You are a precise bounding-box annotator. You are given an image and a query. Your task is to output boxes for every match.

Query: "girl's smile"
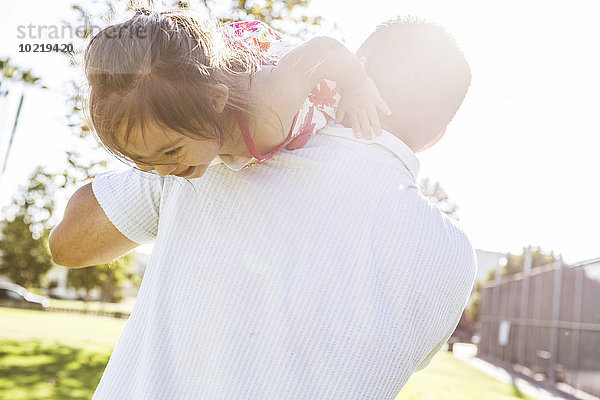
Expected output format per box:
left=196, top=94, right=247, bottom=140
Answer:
left=114, top=117, right=222, bottom=179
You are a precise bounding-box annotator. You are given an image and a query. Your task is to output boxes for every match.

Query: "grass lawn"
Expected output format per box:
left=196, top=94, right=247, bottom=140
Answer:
left=0, top=307, right=126, bottom=400
left=1, top=307, right=534, bottom=400
left=396, top=351, right=535, bottom=400
left=0, top=307, right=126, bottom=354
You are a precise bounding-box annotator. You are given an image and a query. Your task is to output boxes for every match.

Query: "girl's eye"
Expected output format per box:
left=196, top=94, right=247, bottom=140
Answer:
left=165, top=148, right=181, bottom=157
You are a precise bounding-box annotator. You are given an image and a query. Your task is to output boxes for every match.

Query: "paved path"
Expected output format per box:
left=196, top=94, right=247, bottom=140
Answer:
left=452, top=343, right=599, bottom=400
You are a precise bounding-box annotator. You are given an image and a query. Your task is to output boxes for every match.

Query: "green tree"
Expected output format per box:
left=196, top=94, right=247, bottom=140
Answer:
left=0, top=167, right=58, bottom=287
left=0, top=214, right=52, bottom=287
left=220, top=0, right=321, bottom=37
left=465, top=281, right=482, bottom=325
left=0, top=57, right=46, bottom=97
left=478, top=246, right=557, bottom=283
left=0, top=157, right=110, bottom=289
left=67, top=254, right=135, bottom=302
left=502, top=246, right=556, bottom=277
left=129, top=0, right=322, bottom=35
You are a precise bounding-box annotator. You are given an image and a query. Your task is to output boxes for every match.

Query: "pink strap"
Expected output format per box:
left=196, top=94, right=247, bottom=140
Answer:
left=286, top=106, right=315, bottom=150
left=236, top=110, right=299, bottom=162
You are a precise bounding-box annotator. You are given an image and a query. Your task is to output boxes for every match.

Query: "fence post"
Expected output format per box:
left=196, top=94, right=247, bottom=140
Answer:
left=517, top=247, right=532, bottom=367
left=532, top=271, right=543, bottom=372
left=493, top=267, right=503, bottom=359
left=510, top=280, right=519, bottom=364
left=548, top=259, right=563, bottom=383
left=569, top=265, right=584, bottom=388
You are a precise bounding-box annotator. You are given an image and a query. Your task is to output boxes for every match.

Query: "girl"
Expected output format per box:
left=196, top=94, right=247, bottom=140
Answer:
left=84, top=8, right=391, bottom=179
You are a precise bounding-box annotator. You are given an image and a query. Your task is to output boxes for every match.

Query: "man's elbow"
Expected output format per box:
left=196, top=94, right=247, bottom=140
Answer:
left=48, top=224, right=87, bottom=269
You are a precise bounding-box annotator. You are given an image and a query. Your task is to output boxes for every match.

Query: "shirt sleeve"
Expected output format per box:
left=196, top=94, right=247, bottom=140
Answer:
left=91, top=168, right=165, bottom=245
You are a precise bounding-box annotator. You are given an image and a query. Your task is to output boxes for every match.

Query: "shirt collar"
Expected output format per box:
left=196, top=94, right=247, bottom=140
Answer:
left=318, top=123, right=420, bottom=182
left=210, top=124, right=421, bottom=182
left=209, top=154, right=249, bottom=171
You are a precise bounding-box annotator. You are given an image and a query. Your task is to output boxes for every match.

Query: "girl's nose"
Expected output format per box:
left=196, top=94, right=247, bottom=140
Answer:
left=154, top=164, right=177, bottom=176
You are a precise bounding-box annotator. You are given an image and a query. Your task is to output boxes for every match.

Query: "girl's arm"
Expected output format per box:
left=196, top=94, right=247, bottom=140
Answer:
left=271, top=36, right=391, bottom=139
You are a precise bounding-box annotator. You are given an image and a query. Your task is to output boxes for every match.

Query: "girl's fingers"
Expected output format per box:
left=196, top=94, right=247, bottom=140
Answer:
left=349, top=113, right=362, bottom=139
left=367, top=103, right=382, bottom=136
left=365, top=76, right=391, bottom=116
left=370, top=84, right=392, bottom=116
left=377, top=95, right=392, bottom=116
left=335, top=106, right=345, bottom=124
left=359, top=109, right=371, bottom=140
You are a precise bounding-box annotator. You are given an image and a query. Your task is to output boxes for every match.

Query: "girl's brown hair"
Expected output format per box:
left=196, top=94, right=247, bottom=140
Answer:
left=83, top=7, right=262, bottom=166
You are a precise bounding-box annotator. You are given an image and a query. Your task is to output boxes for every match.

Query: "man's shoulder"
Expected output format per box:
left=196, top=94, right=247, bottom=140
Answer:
left=384, top=188, right=477, bottom=281
left=316, top=124, right=420, bottom=179
left=423, top=201, right=477, bottom=282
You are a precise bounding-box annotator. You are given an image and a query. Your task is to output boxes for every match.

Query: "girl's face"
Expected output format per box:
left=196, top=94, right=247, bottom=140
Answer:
left=116, top=119, right=220, bottom=179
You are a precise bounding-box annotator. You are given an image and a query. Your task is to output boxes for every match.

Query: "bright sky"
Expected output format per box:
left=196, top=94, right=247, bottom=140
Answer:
left=1, top=0, right=599, bottom=264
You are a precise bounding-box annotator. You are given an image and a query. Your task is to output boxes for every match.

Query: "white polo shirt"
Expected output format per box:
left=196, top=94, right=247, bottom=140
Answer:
left=90, top=128, right=476, bottom=399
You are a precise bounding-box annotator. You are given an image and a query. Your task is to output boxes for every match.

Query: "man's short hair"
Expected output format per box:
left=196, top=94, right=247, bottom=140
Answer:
left=357, top=17, right=471, bottom=145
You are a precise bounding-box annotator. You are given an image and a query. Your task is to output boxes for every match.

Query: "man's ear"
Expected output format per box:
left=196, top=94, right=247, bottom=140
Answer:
left=416, top=128, right=446, bottom=153
left=211, top=84, right=229, bottom=114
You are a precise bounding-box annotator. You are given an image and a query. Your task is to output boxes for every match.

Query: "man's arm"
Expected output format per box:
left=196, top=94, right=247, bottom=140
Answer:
left=49, top=183, right=139, bottom=268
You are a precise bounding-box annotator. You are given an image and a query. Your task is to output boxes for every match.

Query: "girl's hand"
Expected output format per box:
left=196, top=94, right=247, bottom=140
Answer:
left=335, top=76, right=392, bottom=140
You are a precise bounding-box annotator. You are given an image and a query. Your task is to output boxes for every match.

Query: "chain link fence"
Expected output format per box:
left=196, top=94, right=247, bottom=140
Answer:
left=478, top=258, right=600, bottom=397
